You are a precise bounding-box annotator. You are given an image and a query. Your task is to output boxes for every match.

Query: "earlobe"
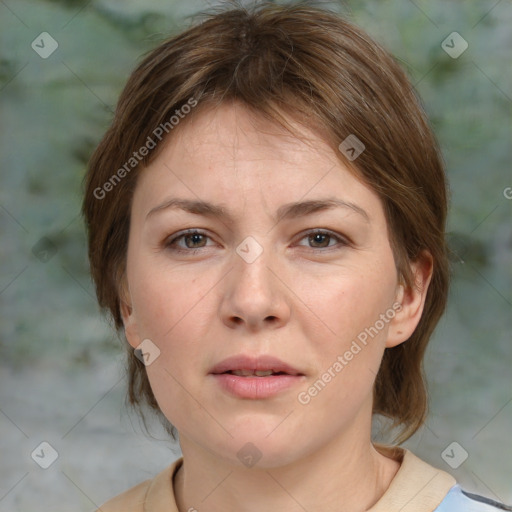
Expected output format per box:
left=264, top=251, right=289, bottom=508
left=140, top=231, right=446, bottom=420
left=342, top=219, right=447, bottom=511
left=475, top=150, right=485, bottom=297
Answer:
left=386, top=251, right=433, bottom=348
left=119, top=284, right=141, bottom=350
left=119, top=296, right=132, bottom=323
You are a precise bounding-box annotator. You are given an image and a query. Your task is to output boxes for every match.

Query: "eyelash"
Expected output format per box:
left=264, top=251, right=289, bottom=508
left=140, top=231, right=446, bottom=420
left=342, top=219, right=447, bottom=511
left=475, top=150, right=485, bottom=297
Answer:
left=164, top=229, right=349, bottom=254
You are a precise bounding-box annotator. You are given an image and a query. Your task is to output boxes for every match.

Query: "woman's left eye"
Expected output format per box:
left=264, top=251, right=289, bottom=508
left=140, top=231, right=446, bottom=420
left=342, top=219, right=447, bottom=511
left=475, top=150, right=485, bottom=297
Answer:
left=296, top=230, right=348, bottom=249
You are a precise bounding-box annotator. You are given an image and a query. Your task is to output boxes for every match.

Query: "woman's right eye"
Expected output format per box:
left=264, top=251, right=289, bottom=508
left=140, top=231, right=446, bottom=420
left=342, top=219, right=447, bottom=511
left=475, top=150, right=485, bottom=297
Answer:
left=164, top=229, right=214, bottom=253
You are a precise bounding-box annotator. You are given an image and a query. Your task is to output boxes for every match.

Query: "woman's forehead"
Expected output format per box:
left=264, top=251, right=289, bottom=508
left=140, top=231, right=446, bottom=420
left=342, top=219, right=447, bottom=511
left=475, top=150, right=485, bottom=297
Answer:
left=129, top=108, right=384, bottom=233
left=158, top=101, right=337, bottom=164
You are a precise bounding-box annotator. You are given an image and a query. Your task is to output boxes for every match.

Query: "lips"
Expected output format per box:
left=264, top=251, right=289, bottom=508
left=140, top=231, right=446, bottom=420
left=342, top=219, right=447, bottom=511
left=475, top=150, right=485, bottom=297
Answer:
left=226, top=369, right=284, bottom=377
left=210, top=354, right=304, bottom=377
left=210, top=355, right=305, bottom=399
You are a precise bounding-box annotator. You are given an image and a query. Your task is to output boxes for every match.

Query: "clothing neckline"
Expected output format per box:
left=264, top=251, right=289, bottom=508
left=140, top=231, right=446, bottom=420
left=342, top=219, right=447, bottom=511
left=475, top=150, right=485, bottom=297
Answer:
left=143, top=445, right=456, bottom=512
left=368, top=444, right=456, bottom=511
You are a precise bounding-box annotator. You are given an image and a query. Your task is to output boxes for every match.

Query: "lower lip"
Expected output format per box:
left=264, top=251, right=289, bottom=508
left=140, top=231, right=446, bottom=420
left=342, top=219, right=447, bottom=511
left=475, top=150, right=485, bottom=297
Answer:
left=211, top=373, right=304, bottom=399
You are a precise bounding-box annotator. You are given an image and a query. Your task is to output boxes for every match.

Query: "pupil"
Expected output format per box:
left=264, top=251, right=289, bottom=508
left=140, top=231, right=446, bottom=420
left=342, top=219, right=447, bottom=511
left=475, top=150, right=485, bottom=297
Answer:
left=187, top=234, right=204, bottom=248
left=311, top=233, right=329, bottom=247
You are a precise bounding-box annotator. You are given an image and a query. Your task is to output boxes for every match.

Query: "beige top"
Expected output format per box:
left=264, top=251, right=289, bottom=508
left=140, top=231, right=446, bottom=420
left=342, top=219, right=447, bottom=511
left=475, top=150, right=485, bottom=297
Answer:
left=97, top=445, right=456, bottom=512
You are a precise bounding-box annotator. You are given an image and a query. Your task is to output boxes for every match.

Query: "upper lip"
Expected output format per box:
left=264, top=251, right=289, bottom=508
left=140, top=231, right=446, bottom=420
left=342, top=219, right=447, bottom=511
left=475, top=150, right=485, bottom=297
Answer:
left=210, top=355, right=304, bottom=376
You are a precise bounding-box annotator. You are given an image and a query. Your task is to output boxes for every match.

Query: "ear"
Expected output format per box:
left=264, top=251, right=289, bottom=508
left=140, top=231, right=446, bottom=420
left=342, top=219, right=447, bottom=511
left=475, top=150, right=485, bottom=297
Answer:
left=386, top=250, right=434, bottom=348
left=119, top=277, right=142, bottom=350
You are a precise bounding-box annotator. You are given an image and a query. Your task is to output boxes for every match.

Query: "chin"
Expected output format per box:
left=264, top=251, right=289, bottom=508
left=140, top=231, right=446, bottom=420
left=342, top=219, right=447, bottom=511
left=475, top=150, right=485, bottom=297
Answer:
left=205, top=418, right=306, bottom=470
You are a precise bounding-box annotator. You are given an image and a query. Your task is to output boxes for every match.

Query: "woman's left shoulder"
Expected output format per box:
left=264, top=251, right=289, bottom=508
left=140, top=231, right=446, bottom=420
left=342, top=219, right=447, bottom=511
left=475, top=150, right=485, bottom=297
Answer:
left=435, top=484, right=512, bottom=511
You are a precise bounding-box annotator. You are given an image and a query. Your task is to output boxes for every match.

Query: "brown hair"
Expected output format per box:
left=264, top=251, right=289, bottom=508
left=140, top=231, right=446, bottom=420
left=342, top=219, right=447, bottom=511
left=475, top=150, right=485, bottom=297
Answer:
left=83, top=1, right=449, bottom=444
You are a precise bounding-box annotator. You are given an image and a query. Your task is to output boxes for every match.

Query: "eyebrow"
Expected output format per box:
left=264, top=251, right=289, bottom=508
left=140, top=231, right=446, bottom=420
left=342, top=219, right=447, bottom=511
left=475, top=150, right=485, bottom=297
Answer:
left=146, top=197, right=370, bottom=224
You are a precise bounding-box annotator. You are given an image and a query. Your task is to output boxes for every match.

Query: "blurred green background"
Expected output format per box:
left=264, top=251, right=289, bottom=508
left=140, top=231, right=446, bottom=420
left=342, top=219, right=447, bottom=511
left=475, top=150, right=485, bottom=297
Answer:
left=0, top=0, right=510, bottom=510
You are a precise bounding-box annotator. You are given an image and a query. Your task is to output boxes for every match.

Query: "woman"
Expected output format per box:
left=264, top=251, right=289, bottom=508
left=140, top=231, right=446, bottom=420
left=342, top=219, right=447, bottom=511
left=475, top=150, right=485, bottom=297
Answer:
left=83, top=3, right=510, bottom=511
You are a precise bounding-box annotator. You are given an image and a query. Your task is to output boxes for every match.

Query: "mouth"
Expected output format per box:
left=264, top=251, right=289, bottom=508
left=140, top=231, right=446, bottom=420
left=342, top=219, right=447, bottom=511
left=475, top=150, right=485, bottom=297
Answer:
left=209, top=354, right=304, bottom=377
left=209, top=355, right=305, bottom=399
left=221, top=369, right=295, bottom=377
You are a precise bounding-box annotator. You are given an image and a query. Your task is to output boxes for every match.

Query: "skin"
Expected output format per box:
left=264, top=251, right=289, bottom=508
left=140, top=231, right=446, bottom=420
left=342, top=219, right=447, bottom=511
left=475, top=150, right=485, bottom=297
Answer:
left=120, top=102, right=433, bottom=512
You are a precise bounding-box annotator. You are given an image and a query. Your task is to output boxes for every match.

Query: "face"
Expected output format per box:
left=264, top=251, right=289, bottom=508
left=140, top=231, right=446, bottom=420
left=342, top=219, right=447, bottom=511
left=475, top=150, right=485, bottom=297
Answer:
left=121, top=102, right=426, bottom=468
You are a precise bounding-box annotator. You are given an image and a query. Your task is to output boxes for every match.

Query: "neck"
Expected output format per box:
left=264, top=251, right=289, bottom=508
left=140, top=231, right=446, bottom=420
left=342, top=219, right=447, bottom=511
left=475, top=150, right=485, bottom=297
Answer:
left=174, top=421, right=400, bottom=512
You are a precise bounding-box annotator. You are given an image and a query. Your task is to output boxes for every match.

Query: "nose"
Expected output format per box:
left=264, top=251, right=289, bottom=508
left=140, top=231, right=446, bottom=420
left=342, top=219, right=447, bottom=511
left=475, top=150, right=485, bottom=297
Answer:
left=220, top=244, right=291, bottom=332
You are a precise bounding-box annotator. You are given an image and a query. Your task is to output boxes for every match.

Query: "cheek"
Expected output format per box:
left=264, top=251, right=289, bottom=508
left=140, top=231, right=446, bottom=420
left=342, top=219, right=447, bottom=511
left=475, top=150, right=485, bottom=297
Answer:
left=126, top=258, right=217, bottom=409
left=303, top=262, right=396, bottom=349
left=129, top=256, right=216, bottom=340
left=300, top=257, right=397, bottom=396
left=131, top=263, right=217, bottom=430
